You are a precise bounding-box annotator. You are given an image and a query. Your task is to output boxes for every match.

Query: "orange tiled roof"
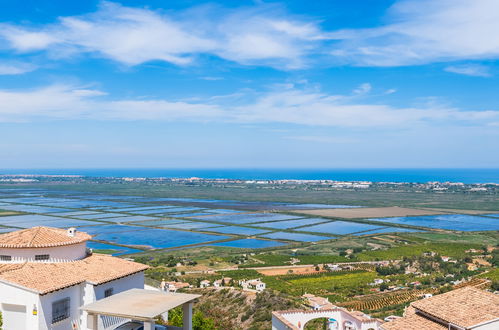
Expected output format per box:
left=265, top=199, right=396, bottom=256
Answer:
left=0, top=226, right=91, bottom=248
left=411, top=287, right=499, bottom=328
left=381, top=313, right=446, bottom=330
left=0, top=254, right=149, bottom=294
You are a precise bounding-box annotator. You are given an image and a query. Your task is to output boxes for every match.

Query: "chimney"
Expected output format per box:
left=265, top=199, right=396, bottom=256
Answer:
left=67, top=227, right=77, bottom=237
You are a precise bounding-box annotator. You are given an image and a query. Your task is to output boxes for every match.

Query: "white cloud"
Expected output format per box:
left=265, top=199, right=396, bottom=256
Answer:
left=328, top=0, right=499, bottom=66
left=0, top=62, right=37, bottom=75
left=444, top=64, right=492, bottom=77
left=1, top=83, right=498, bottom=129
left=0, top=2, right=325, bottom=69
left=353, top=83, right=372, bottom=95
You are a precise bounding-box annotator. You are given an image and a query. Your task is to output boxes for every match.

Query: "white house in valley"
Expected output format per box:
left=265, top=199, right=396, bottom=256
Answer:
left=0, top=226, right=149, bottom=330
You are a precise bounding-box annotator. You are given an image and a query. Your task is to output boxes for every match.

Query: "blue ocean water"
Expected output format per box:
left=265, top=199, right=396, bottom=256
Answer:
left=1, top=168, right=499, bottom=183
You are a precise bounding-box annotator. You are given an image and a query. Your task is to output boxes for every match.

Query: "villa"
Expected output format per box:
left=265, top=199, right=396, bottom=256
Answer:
left=381, top=287, right=499, bottom=330
left=0, top=226, right=199, bottom=330
left=240, top=278, right=266, bottom=292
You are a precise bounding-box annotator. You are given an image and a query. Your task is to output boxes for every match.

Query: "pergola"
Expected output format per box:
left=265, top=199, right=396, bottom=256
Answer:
left=81, top=289, right=201, bottom=330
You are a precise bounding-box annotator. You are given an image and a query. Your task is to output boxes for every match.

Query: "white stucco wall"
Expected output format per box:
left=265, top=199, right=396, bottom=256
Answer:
left=38, top=284, right=84, bottom=330
left=0, top=282, right=40, bottom=330
left=0, top=243, right=87, bottom=263
left=272, top=309, right=380, bottom=330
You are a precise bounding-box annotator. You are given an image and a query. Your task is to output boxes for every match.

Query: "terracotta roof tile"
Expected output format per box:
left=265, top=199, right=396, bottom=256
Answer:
left=411, top=287, right=499, bottom=328
left=381, top=313, right=446, bottom=330
left=0, top=226, right=91, bottom=248
left=0, top=254, right=149, bottom=294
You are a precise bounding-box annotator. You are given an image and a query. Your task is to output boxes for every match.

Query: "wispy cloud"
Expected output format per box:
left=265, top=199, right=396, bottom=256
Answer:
left=444, top=64, right=492, bottom=77
left=1, top=83, right=498, bottom=128
left=353, top=83, right=372, bottom=95
left=0, top=62, right=37, bottom=75
left=0, top=1, right=325, bottom=69
left=328, top=0, right=499, bottom=66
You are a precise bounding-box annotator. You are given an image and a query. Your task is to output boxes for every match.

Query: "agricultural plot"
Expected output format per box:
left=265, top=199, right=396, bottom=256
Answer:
left=91, top=227, right=229, bottom=249
left=205, top=209, right=244, bottom=214
left=293, top=207, right=445, bottom=219
left=128, top=219, right=188, bottom=226
left=194, top=213, right=303, bottom=225
left=171, top=212, right=215, bottom=217
left=201, top=226, right=270, bottom=236
left=286, top=271, right=377, bottom=296
left=258, top=232, right=333, bottom=242
left=78, top=224, right=146, bottom=234
left=158, top=221, right=219, bottom=230
left=0, top=214, right=100, bottom=228
left=255, top=218, right=327, bottom=229
left=211, top=239, right=286, bottom=249
left=86, top=241, right=143, bottom=255
left=103, top=215, right=158, bottom=223
left=284, top=204, right=361, bottom=209
left=0, top=205, right=71, bottom=213
left=337, top=289, right=436, bottom=311
left=302, top=221, right=384, bottom=235
left=353, top=227, right=421, bottom=235
left=73, top=212, right=128, bottom=219
left=54, top=211, right=103, bottom=217
left=367, top=214, right=499, bottom=231
left=156, top=206, right=207, bottom=213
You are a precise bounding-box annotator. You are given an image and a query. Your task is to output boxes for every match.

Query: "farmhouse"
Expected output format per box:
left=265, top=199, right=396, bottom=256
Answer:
left=213, top=277, right=232, bottom=288
left=240, top=278, right=266, bottom=291
left=381, top=287, right=499, bottom=330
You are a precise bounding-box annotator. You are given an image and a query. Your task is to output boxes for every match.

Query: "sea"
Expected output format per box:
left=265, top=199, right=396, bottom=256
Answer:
left=1, top=168, right=499, bottom=184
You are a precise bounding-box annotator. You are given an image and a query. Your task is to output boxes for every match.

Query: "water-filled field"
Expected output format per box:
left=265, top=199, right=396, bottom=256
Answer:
left=91, top=228, right=228, bottom=249
left=0, top=214, right=99, bottom=228
left=158, top=221, right=219, bottom=230
left=352, top=227, right=421, bottom=235
left=2, top=187, right=496, bottom=254
left=86, top=241, right=143, bottom=255
left=0, top=205, right=70, bottom=213
left=210, top=239, right=286, bottom=248
left=194, top=213, right=303, bottom=224
left=259, top=232, right=333, bottom=242
left=367, top=214, right=499, bottom=231
left=255, top=218, right=327, bottom=229
left=74, top=213, right=128, bottom=219
left=100, top=216, right=158, bottom=223
left=201, top=226, right=270, bottom=236
left=302, top=221, right=384, bottom=235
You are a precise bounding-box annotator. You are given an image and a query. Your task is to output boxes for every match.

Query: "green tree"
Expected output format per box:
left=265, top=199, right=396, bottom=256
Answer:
left=168, top=308, right=216, bottom=330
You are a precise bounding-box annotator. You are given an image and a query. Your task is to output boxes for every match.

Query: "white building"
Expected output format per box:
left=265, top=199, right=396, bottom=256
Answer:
left=0, top=226, right=149, bottom=330
left=240, top=279, right=266, bottom=292
left=272, top=308, right=381, bottom=330
left=213, top=277, right=232, bottom=288
left=199, top=280, right=210, bottom=288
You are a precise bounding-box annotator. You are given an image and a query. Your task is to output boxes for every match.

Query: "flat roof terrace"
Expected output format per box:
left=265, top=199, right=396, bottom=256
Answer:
left=81, top=289, right=201, bottom=330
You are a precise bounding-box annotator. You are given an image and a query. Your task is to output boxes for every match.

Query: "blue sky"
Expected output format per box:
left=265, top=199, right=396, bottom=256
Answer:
left=1, top=0, right=498, bottom=168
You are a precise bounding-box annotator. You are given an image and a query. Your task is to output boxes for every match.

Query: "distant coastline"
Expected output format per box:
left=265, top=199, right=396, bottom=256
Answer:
left=1, top=168, right=499, bottom=184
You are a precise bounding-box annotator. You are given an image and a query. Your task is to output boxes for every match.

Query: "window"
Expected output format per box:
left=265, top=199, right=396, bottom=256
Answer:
left=104, top=288, right=114, bottom=297
left=0, top=255, right=12, bottom=261
left=52, top=298, right=70, bottom=323
left=35, top=254, right=50, bottom=261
